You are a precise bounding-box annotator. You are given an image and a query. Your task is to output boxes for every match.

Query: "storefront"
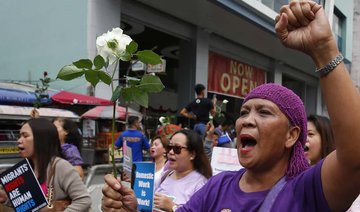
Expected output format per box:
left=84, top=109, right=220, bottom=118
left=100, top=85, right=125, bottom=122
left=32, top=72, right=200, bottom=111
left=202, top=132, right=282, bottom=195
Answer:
left=88, top=0, right=321, bottom=126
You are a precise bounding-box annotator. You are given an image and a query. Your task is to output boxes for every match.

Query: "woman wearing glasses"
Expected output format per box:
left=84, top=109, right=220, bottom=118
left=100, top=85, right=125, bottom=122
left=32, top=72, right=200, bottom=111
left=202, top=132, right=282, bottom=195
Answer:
left=153, top=129, right=212, bottom=212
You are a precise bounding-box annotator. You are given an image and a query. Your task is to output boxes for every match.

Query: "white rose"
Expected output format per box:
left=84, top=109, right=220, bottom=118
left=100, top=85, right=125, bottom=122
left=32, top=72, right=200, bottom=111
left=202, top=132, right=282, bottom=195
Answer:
left=96, top=27, right=132, bottom=65
left=223, top=99, right=229, bottom=104
left=209, top=115, right=213, bottom=120
left=159, top=116, right=166, bottom=124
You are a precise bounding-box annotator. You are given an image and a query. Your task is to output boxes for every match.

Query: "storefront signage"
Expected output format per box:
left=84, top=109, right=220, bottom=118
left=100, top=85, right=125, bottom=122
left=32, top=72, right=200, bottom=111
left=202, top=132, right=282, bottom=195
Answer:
left=208, top=52, right=265, bottom=98
left=82, top=119, right=96, bottom=138
left=147, top=59, right=166, bottom=73
left=132, top=59, right=166, bottom=73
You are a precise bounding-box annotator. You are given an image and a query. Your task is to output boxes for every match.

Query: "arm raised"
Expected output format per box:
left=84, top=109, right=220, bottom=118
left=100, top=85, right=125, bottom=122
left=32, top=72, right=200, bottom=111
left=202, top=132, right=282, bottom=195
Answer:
left=275, top=1, right=360, bottom=211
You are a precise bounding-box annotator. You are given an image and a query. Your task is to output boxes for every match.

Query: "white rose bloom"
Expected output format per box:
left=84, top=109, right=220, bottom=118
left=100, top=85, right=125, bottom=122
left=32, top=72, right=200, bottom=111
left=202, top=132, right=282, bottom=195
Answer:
left=118, top=34, right=132, bottom=54
left=223, top=99, right=229, bottom=104
left=209, top=115, right=213, bottom=120
left=96, top=28, right=132, bottom=65
left=159, top=116, right=166, bottom=124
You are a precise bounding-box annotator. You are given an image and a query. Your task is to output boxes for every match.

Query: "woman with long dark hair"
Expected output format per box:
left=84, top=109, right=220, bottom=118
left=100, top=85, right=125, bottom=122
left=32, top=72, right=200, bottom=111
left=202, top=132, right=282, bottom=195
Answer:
left=0, top=118, right=91, bottom=211
left=305, top=115, right=335, bottom=165
left=53, top=117, right=84, bottom=179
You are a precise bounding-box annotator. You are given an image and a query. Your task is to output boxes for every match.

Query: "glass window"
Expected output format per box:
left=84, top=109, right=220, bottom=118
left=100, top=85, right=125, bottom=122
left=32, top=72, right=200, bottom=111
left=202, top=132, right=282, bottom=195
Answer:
left=332, top=7, right=345, bottom=53
left=256, top=0, right=324, bottom=13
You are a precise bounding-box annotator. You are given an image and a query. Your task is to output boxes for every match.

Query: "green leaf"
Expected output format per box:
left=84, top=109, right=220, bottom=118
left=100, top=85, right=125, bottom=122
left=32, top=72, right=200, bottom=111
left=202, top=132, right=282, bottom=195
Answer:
left=85, top=70, right=100, bottom=87
left=120, top=86, right=149, bottom=107
left=131, top=87, right=149, bottom=107
left=120, top=87, right=134, bottom=103
left=126, top=41, right=138, bottom=54
left=98, top=71, right=112, bottom=85
left=73, top=59, right=93, bottom=69
left=94, top=55, right=106, bottom=69
left=57, top=65, right=84, bottom=81
left=43, top=77, right=51, bottom=84
left=138, top=75, right=164, bottom=93
left=120, top=51, right=132, bottom=62
left=128, top=79, right=140, bottom=86
left=111, top=86, right=122, bottom=102
left=137, top=50, right=161, bottom=65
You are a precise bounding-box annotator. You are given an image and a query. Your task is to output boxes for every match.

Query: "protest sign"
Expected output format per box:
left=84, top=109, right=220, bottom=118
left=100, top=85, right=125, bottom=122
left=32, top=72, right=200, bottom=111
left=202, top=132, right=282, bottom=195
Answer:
left=0, top=159, right=48, bottom=212
left=133, top=162, right=155, bottom=212
left=122, top=141, right=133, bottom=181
left=211, top=146, right=243, bottom=175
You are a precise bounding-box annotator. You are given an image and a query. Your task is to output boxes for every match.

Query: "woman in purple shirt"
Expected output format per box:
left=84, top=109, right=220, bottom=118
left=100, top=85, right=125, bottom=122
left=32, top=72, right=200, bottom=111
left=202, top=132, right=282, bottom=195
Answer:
left=101, top=1, right=360, bottom=211
left=53, top=117, right=84, bottom=179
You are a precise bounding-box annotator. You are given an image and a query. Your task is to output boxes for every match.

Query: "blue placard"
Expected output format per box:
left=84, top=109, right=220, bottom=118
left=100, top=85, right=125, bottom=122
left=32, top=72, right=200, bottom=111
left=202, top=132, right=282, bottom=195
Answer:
left=0, top=159, right=48, bottom=212
left=217, top=133, right=232, bottom=145
left=133, top=162, right=155, bottom=212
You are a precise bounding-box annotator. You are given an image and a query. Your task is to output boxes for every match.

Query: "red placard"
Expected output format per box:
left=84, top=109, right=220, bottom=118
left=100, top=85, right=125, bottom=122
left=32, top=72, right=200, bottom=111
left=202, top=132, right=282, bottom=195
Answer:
left=208, top=52, right=266, bottom=98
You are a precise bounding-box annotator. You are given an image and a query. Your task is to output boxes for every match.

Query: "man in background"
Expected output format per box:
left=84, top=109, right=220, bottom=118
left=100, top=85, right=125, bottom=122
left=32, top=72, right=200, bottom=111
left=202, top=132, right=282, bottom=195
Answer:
left=114, top=116, right=150, bottom=162
left=180, top=84, right=216, bottom=138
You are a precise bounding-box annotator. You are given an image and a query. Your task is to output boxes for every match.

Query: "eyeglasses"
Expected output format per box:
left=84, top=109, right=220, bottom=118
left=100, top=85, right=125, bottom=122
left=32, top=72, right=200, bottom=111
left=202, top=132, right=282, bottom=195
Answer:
left=166, top=144, right=188, bottom=154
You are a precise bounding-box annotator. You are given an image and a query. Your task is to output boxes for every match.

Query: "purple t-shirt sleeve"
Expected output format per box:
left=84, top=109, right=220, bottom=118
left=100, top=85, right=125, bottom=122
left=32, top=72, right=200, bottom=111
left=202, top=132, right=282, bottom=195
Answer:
left=274, top=159, right=330, bottom=212
left=62, top=144, right=84, bottom=166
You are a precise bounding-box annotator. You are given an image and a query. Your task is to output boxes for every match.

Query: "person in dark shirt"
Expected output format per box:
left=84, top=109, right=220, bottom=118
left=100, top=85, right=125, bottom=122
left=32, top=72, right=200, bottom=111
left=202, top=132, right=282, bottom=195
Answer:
left=180, top=84, right=216, bottom=138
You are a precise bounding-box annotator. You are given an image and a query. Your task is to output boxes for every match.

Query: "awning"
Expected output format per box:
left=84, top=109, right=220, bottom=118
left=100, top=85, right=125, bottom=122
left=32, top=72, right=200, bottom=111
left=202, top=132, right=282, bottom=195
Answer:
left=0, top=88, right=52, bottom=105
left=0, top=105, right=80, bottom=121
left=81, top=105, right=142, bottom=120
left=51, top=91, right=113, bottom=106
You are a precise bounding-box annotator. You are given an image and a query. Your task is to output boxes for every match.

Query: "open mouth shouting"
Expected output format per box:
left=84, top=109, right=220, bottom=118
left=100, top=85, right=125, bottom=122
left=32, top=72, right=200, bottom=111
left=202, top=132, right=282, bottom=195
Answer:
left=17, top=146, right=25, bottom=155
left=303, top=145, right=310, bottom=158
left=239, top=134, right=257, bottom=154
left=167, top=156, right=176, bottom=166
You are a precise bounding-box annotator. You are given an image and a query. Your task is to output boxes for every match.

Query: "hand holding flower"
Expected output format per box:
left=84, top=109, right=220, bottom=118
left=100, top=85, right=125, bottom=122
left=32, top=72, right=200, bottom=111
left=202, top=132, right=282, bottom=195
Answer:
left=56, top=27, right=164, bottom=178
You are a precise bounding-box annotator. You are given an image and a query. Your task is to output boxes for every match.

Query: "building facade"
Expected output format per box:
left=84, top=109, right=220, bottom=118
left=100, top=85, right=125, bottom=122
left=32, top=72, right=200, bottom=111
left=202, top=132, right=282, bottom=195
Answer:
left=92, top=0, right=352, bottom=119
left=0, top=0, right=354, bottom=121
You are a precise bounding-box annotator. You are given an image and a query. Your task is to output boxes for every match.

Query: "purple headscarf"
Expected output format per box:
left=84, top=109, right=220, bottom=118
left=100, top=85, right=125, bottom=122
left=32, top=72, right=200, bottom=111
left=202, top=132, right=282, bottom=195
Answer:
left=243, top=83, right=309, bottom=179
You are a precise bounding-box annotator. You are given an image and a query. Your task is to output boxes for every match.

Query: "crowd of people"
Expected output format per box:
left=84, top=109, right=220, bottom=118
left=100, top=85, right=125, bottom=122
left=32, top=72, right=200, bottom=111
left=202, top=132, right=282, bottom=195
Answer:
left=101, top=1, right=360, bottom=212
left=1, top=1, right=360, bottom=211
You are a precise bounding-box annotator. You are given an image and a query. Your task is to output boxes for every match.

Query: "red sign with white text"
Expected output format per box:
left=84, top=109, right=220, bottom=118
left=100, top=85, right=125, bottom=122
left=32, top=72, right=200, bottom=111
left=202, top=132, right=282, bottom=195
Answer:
left=208, top=52, right=266, bottom=98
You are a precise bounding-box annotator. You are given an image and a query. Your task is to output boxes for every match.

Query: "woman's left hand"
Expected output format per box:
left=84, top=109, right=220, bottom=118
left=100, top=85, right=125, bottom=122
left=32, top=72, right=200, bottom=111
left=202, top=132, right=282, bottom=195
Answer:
left=153, top=192, right=174, bottom=211
left=0, top=189, right=8, bottom=204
